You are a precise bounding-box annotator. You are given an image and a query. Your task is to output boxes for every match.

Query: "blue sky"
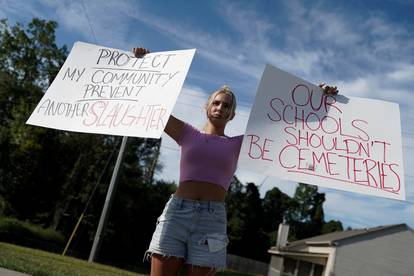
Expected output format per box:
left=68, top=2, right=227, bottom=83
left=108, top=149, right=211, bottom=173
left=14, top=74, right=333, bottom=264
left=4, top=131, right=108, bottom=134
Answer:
left=2, top=0, right=414, bottom=230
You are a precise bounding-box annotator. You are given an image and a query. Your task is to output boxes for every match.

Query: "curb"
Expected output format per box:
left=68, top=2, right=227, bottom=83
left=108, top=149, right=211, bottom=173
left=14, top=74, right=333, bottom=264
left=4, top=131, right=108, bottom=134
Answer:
left=0, top=268, right=31, bottom=276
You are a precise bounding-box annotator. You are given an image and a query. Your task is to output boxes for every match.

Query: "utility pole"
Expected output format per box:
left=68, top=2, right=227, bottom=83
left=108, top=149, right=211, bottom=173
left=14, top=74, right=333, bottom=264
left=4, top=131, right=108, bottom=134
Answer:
left=88, top=136, right=128, bottom=262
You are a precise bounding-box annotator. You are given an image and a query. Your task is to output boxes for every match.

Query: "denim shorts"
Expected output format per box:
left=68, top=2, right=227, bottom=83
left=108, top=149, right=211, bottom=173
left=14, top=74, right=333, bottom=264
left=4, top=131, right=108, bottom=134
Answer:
left=144, top=194, right=228, bottom=269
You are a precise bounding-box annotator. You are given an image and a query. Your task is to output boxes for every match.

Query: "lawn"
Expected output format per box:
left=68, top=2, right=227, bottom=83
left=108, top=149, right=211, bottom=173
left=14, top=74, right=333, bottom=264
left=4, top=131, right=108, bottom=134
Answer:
left=0, top=242, right=257, bottom=276
left=0, top=242, right=145, bottom=276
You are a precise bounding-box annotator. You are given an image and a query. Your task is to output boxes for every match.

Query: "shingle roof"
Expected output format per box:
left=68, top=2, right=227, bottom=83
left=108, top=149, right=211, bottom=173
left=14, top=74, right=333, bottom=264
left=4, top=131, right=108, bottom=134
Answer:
left=277, top=223, right=410, bottom=251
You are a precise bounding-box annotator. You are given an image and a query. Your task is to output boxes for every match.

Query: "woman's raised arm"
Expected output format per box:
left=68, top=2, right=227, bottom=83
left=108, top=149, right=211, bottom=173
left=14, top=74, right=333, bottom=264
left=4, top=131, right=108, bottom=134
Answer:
left=132, top=47, right=185, bottom=143
left=164, top=115, right=185, bottom=143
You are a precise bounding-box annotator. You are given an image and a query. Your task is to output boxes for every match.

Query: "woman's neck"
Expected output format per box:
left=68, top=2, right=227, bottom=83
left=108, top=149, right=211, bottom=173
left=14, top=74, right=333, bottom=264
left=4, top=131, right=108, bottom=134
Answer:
left=203, top=123, right=225, bottom=136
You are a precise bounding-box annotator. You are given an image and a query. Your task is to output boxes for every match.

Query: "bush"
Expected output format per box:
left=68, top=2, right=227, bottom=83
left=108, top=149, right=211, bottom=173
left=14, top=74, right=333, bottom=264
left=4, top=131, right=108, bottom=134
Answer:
left=0, top=216, right=64, bottom=252
left=0, top=196, right=14, bottom=216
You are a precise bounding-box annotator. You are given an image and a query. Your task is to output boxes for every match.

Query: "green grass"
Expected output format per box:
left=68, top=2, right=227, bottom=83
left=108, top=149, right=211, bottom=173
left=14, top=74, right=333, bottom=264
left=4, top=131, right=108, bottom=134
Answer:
left=0, top=242, right=145, bottom=276
left=0, top=242, right=257, bottom=276
left=217, top=272, right=259, bottom=276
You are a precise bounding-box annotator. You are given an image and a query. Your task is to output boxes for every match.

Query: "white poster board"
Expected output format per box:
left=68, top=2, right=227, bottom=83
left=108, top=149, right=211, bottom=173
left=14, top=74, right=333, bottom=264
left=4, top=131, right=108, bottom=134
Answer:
left=238, top=64, right=405, bottom=200
left=27, top=41, right=195, bottom=138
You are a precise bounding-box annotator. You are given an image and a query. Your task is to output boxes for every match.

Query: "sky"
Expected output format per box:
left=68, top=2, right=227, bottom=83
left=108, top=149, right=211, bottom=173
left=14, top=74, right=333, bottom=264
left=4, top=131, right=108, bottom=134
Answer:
left=1, top=0, right=414, bottom=230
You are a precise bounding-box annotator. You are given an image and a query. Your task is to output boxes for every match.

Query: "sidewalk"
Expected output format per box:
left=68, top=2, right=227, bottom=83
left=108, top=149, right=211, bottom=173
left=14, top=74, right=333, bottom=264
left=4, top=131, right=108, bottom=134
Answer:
left=0, top=268, right=30, bottom=276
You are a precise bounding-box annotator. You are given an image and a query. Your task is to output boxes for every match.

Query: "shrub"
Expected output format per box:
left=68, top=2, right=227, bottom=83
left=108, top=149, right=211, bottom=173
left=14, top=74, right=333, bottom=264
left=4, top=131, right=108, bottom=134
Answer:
left=0, top=216, right=64, bottom=252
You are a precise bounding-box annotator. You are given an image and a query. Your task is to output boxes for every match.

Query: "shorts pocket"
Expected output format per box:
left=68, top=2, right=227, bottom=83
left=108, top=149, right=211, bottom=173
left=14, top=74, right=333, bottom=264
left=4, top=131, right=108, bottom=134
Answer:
left=205, top=233, right=229, bottom=253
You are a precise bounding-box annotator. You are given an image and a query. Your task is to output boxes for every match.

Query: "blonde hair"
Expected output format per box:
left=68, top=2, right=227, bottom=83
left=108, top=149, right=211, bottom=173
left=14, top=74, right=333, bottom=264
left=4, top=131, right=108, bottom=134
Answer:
left=205, top=85, right=237, bottom=121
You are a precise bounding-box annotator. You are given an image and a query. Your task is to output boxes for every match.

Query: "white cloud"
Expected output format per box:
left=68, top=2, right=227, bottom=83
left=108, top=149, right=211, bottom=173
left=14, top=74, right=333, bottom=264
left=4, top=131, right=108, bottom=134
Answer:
left=216, top=2, right=327, bottom=79
left=52, top=1, right=137, bottom=48
left=323, top=190, right=414, bottom=229
left=363, top=16, right=414, bottom=57
left=54, top=2, right=92, bottom=39
left=387, top=64, right=414, bottom=83
left=293, top=3, right=362, bottom=47
left=265, top=49, right=324, bottom=78
left=276, top=0, right=414, bottom=83
left=336, top=74, right=414, bottom=103
left=123, top=10, right=265, bottom=80
left=0, top=1, right=44, bottom=21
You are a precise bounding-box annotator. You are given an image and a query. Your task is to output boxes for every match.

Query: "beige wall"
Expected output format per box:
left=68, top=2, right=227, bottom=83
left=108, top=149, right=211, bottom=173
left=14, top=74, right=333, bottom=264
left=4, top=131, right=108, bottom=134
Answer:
left=334, top=227, right=414, bottom=276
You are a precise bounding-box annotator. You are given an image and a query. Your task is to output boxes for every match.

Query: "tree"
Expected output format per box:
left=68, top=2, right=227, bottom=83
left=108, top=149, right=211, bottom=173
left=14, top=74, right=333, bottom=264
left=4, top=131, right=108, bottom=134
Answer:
left=0, top=19, right=166, bottom=265
left=226, top=179, right=346, bottom=261
left=242, top=183, right=270, bottom=261
left=262, top=187, right=292, bottom=232
left=262, top=187, right=292, bottom=246
left=98, top=178, right=176, bottom=264
left=286, top=183, right=326, bottom=240
left=322, top=220, right=343, bottom=234
left=226, top=180, right=270, bottom=262
left=0, top=18, right=68, bottom=222
left=0, top=18, right=67, bottom=90
left=226, top=176, right=247, bottom=250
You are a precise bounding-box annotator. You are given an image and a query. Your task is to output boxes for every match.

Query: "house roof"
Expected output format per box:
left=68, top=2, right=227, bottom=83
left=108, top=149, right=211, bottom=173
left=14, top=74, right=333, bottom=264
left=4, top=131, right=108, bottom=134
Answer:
left=276, top=223, right=411, bottom=252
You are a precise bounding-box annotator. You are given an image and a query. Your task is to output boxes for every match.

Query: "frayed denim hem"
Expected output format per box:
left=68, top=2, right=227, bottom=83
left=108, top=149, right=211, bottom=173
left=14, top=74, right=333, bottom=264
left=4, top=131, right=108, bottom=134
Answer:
left=143, top=249, right=185, bottom=263
left=184, top=260, right=226, bottom=272
left=143, top=250, right=225, bottom=274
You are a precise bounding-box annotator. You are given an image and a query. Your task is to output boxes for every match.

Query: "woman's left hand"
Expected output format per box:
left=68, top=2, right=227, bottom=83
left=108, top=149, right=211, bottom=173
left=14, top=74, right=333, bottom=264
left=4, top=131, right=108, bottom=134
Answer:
left=133, top=47, right=150, bottom=58
left=319, top=83, right=339, bottom=95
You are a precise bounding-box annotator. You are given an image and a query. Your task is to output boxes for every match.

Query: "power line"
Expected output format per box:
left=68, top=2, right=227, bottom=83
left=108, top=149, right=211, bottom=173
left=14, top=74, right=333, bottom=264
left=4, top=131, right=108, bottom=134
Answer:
left=80, top=0, right=98, bottom=44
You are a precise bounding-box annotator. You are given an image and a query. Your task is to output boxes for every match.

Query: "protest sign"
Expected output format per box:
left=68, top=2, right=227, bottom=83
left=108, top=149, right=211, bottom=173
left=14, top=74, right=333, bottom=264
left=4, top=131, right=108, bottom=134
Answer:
left=27, top=42, right=196, bottom=138
left=238, top=64, right=405, bottom=200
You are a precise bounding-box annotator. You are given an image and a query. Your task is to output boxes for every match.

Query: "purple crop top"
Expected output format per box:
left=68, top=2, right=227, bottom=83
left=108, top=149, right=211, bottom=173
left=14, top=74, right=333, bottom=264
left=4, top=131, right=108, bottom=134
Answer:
left=177, top=123, right=243, bottom=191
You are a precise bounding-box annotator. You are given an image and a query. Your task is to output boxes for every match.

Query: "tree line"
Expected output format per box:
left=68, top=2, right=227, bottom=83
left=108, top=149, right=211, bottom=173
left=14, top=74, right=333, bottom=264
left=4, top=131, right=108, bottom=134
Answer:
left=0, top=18, right=342, bottom=267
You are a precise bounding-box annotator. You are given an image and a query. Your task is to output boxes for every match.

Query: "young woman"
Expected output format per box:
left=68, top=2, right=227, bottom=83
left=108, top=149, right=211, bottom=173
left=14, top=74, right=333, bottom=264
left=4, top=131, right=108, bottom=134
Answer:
left=133, top=47, right=338, bottom=276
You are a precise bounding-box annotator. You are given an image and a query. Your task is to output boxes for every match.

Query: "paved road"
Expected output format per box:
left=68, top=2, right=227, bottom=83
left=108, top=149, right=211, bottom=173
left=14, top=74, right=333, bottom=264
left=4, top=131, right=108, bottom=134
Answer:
left=0, top=268, right=30, bottom=276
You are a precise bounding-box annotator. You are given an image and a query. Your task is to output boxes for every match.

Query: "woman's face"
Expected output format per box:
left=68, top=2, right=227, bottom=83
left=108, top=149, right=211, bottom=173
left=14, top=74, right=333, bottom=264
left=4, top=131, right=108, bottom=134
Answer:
left=207, top=92, right=232, bottom=126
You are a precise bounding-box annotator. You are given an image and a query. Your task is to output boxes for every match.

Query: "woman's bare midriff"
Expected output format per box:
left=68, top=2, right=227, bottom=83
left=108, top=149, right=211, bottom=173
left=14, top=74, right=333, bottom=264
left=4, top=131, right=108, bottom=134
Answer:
left=174, top=181, right=226, bottom=202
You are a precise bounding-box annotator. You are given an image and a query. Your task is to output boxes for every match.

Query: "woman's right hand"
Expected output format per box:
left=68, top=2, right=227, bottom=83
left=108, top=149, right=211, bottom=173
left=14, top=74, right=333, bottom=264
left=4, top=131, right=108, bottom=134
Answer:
left=132, top=47, right=150, bottom=58
left=319, top=83, right=339, bottom=95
